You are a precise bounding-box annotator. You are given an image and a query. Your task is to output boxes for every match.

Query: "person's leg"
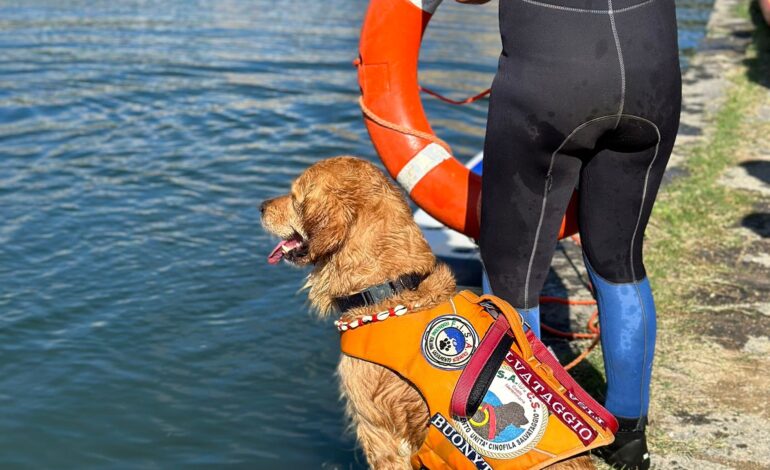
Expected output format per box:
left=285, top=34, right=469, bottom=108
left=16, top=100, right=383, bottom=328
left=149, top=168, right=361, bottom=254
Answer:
left=479, top=70, right=583, bottom=338
left=578, top=115, right=677, bottom=469
left=483, top=269, right=541, bottom=337
left=579, top=122, right=667, bottom=415
left=575, top=0, right=681, bottom=465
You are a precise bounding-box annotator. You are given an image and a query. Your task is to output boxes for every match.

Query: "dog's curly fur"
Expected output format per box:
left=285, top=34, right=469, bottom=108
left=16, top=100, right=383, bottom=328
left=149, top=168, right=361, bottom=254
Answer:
left=261, top=157, right=593, bottom=470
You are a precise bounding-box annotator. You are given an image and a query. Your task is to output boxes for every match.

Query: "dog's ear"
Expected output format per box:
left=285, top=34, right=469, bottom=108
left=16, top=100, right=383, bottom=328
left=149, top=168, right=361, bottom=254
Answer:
left=300, top=188, right=352, bottom=259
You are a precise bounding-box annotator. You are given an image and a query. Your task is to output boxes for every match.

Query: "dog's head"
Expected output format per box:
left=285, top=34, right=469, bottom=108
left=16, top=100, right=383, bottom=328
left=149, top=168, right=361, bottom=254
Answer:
left=261, top=156, right=455, bottom=316
left=260, top=156, right=414, bottom=268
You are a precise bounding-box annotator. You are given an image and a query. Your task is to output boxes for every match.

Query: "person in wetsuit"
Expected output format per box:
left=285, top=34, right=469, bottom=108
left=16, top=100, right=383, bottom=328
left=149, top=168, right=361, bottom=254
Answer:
left=460, top=0, right=682, bottom=468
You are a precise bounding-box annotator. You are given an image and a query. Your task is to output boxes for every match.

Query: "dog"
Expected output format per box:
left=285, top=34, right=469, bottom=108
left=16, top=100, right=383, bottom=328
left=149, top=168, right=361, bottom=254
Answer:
left=261, top=156, right=594, bottom=469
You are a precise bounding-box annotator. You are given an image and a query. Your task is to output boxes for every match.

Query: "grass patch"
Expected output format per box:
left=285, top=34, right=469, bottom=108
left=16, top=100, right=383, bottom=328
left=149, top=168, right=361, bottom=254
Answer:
left=645, top=0, right=768, bottom=316
left=644, top=74, right=760, bottom=314
left=732, top=0, right=752, bottom=21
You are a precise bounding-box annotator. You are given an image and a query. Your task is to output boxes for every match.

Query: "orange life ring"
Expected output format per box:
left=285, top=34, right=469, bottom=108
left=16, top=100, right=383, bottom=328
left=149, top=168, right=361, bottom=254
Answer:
left=356, top=0, right=578, bottom=240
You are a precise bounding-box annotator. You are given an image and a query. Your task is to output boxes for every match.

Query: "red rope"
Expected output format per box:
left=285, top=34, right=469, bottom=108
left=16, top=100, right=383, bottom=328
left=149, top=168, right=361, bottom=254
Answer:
left=419, top=85, right=491, bottom=105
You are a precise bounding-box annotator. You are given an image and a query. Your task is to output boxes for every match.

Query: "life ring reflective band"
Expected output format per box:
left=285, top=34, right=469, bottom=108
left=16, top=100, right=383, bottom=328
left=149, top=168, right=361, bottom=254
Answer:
left=356, top=0, right=578, bottom=240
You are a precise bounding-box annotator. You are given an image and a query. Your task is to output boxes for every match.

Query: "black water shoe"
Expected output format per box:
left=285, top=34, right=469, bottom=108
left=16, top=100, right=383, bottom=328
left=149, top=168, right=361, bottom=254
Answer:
left=594, top=416, right=651, bottom=470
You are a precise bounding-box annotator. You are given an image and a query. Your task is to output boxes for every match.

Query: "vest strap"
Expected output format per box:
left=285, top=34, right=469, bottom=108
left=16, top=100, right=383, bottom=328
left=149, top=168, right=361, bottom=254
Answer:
left=477, top=294, right=532, bottom=359
left=451, top=295, right=534, bottom=418
left=450, top=314, right=513, bottom=417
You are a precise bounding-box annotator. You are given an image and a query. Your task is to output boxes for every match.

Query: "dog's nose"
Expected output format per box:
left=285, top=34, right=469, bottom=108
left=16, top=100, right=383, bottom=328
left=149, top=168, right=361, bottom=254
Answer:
left=259, top=200, right=268, bottom=215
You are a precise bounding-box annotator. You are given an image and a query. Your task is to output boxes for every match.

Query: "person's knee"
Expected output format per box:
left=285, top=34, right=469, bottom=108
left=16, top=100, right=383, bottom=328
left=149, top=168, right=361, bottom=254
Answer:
left=582, top=244, right=645, bottom=284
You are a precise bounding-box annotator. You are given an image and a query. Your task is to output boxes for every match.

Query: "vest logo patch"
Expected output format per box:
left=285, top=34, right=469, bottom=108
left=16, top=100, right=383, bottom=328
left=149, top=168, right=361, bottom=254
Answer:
left=422, top=315, right=478, bottom=370
left=430, top=414, right=492, bottom=470
left=454, top=363, right=548, bottom=459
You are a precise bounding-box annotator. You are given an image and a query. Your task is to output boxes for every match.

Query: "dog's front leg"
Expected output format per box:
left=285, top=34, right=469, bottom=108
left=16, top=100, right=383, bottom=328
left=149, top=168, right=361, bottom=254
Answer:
left=338, top=356, right=427, bottom=469
left=353, top=422, right=413, bottom=470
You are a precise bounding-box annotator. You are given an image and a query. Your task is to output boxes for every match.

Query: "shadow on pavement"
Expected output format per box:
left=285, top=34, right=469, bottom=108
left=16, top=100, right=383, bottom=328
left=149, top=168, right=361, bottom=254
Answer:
left=739, top=160, right=770, bottom=185
left=746, top=0, right=770, bottom=87
left=742, top=212, right=770, bottom=237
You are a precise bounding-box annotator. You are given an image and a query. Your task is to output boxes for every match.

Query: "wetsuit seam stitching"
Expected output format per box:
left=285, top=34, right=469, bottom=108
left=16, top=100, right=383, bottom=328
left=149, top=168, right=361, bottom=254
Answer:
left=583, top=268, right=641, bottom=286
left=523, top=177, right=551, bottom=310
left=628, top=116, right=661, bottom=282
left=630, top=119, right=661, bottom=419
left=608, top=0, right=626, bottom=129
left=518, top=0, right=655, bottom=14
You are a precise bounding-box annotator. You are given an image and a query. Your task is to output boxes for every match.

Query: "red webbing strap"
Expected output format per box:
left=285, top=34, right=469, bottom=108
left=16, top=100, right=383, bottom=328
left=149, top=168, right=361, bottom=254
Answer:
left=450, top=314, right=511, bottom=417
left=451, top=296, right=532, bottom=418
left=527, top=330, right=619, bottom=433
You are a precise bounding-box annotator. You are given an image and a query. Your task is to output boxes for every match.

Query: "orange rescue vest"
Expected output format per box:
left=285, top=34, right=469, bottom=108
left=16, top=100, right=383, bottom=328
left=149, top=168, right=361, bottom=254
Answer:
left=340, top=291, right=617, bottom=469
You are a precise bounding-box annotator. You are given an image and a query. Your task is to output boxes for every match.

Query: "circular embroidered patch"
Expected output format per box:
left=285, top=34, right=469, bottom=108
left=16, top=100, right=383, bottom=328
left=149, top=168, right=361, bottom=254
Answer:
left=454, top=363, right=548, bottom=459
left=421, top=315, right=478, bottom=370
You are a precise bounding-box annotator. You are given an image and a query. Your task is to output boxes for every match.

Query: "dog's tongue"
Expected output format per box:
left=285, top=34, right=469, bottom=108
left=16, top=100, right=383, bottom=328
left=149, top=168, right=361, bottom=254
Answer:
left=267, top=238, right=303, bottom=265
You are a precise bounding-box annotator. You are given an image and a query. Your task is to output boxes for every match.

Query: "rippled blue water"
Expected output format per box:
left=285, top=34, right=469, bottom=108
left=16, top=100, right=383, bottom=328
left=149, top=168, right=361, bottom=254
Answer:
left=0, top=0, right=713, bottom=468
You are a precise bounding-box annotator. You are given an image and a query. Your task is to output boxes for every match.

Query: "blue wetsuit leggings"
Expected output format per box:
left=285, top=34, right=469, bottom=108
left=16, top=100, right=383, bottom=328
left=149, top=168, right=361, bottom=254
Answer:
left=479, top=0, right=681, bottom=420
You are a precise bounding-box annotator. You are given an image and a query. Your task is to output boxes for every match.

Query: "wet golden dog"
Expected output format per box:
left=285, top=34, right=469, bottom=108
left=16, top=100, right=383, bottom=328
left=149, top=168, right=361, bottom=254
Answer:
left=261, top=157, right=593, bottom=470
